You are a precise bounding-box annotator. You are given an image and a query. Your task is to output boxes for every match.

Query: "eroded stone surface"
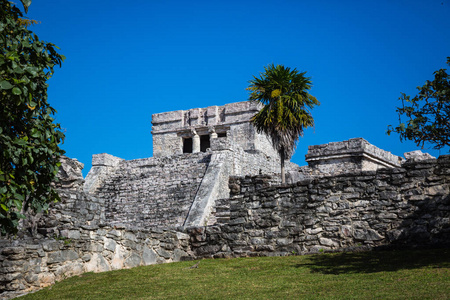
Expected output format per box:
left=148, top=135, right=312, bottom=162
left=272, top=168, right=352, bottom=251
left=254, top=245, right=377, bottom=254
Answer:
left=404, top=150, right=436, bottom=161
left=303, top=138, right=404, bottom=176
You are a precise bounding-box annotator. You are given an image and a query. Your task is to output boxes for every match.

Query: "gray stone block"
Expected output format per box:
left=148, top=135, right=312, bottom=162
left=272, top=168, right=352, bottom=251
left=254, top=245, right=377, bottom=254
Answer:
left=124, top=252, right=142, bottom=268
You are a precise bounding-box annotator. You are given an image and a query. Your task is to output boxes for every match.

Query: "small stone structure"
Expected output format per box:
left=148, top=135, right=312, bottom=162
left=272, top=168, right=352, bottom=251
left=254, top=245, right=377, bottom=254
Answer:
left=1, top=101, right=448, bottom=299
left=286, top=138, right=404, bottom=183
left=305, top=138, right=403, bottom=172
left=151, top=101, right=278, bottom=158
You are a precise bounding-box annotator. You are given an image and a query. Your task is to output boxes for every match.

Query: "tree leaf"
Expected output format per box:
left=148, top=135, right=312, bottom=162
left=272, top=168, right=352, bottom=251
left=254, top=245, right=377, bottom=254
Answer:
left=0, top=80, right=13, bottom=89
left=20, top=0, right=32, bottom=13
left=12, top=87, right=22, bottom=95
left=0, top=204, right=8, bottom=212
left=15, top=138, right=27, bottom=146
left=13, top=199, right=23, bottom=210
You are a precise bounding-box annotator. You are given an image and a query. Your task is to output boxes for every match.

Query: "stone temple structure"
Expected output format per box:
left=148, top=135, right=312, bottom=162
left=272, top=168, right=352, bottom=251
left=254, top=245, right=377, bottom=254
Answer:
left=84, top=101, right=289, bottom=229
left=82, top=101, right=405, bottom=229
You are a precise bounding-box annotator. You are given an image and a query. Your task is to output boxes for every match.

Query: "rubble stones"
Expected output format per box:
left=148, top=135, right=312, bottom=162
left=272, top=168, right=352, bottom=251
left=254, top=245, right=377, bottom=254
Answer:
left=404, top=150, right=436, bottom=162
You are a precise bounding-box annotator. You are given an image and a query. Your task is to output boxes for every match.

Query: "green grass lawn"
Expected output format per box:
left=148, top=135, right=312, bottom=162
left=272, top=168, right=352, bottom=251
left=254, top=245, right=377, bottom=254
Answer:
left=22, top=248, right=450, bottom=299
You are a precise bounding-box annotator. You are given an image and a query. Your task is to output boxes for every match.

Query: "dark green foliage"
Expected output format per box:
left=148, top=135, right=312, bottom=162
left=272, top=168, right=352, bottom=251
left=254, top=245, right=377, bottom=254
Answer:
left=0, top=0, right=65, bottom=235
left=388, top=57, right=450, bottom=150
left=248, top=64, right=319, bottom=183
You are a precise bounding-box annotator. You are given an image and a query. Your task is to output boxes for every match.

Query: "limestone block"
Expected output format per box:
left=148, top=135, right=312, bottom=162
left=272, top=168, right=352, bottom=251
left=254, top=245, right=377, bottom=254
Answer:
left=90, top=243, right=103, bottom=253
left=61, top=250, right=79, bottom=262
left=81, top=254, right=91, bottom=262
left=67, top=230, right=81, bottom=239
left=151, top=110, right=183, bottom=126
left=107, top=230, right=121, bottom=238
left=47, top=250, right=78, bottom=264
left=404, top=150, right=435, bottom=162
left=160, top=242, right=175, bottom=250
left=176, top=232, right=190, bottom=240
left=110, top=244, right=127, bottom=270
left=122, top=239, right=137, bottom=249
left=353, top=229, right=384, bottom=241
left=2, top=272, right=22, bottom=282
left=319, top=237, right=338, bottom=247
left=379, top=191, right=399, bottom=200
left=309, top=245, right=330, bottom=253
left=386, top=229, right=406, bottom=241
left=142, top=246, right=158, bottom=265
left=276, top=238, right=293, bottom=246
left=378, top=212, right=398, bottom=219
left=58, top=156, right=84, bottom=182
left=123, top=232, right=137, bottom=242
left=155, top=247, right=171, bottom=259
left=250, top=238, right=267, bottom=245
left=173, top=249, right=188, bottom=261
left=248, top=229, right=264, bottom=237
left=305, top=228, right=323, bottom=235
left=41, top=241, right=61, bottom=252
left=426, top=185, right=449, bottom=196
left=255, top=245, right=274, bottom=252
left=1, top=247, right=24, bottom=256
left=47, top=252, right=62, bottom=264
left=341, top=225, right=352, bottom=237
left=124, top=252, right=142, bottom=268
left=84, top=253, right=110, bottom=273
left=104, top=238, right=117, bottom=252
left=38, top=272, right=55, bottom=287
left=194, top=244, right=221, bottom=256
left=91, top=153, right=123, bottom=167
left=24, top=273, right=39, bottom=284
left=54, top=262, right=83, bottom=280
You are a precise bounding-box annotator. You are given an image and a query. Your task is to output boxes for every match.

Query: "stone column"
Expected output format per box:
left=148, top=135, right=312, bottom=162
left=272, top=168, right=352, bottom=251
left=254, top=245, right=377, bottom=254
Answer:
left=192, top=131, right=200, bottom=153
left=209, top=127, right=218, bottom=139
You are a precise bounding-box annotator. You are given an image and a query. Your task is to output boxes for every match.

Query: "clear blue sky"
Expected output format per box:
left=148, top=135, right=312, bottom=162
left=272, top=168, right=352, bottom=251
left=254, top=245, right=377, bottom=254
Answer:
left=23, top=0, right=450, bottom=176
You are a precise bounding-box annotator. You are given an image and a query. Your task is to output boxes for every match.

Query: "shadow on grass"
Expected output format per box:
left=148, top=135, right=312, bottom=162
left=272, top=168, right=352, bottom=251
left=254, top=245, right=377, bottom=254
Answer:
left=296, top=248, right=450, bottom=274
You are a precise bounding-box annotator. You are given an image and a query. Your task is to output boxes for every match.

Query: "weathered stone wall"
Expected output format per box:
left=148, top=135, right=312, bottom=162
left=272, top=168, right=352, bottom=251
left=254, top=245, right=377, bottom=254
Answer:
left=189, top=156, right=450, bottom=258
left=85, top=138, right=290, bottom=229
left=0, top=226, right=191, bottom=299
left=1, top=156, right=450, bottom=299
left=37, top=156, right=104, bottom=234
left=84, top=153, right=124, bottom=195
left=179, top=138, right=295, bottom=227
left=210, top=137, right=289, bottom=181
left=0, top=157, right=194, bottom=300
left=96, top=152, right=212, bottom=228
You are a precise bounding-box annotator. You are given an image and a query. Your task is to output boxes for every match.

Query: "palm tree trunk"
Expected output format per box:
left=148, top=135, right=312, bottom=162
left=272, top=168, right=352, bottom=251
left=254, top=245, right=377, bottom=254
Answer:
left=280, top=148, right=285, bottom=184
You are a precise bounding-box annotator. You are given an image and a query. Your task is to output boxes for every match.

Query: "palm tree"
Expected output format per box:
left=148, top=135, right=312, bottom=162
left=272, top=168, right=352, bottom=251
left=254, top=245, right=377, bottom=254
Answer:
left=248, top=64, right=319, bottom=183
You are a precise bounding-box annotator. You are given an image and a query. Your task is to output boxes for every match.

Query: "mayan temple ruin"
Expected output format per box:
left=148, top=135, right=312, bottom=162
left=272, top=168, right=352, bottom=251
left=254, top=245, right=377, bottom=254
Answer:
left=1, top=101, right=449, bottom=299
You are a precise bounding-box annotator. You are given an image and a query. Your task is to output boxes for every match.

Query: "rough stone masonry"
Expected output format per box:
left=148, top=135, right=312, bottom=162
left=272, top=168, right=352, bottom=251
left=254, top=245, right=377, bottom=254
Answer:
left=1, top=101, right=449, bottom=299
